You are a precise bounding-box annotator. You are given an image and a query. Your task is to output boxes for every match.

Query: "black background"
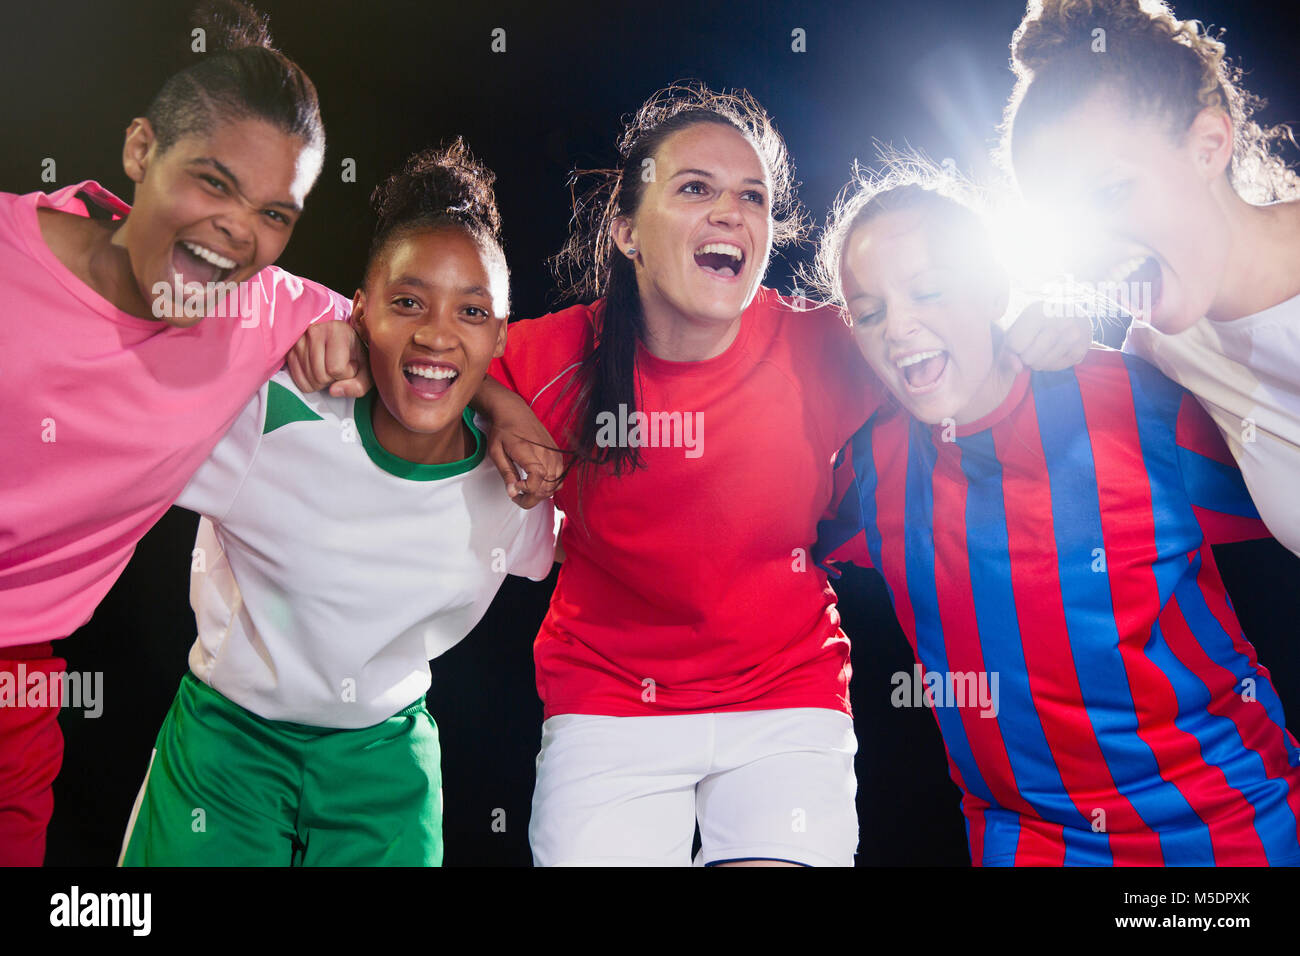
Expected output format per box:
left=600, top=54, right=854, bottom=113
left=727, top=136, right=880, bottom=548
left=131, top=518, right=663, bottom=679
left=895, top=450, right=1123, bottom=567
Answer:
left=2, top=0, right=1299, bottom=867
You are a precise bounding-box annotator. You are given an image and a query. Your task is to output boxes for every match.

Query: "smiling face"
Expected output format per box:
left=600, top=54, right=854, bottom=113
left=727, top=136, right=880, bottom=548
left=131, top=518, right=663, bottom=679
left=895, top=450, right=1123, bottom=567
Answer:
left=1014, top=87, right=1232, bottom=333
left=841, top=206, right=1014, bottom=426
left=119, top=115, right=319, bottom=328
left=353, top=226, right=507, bottom=464
left=616, top=121, right=773, bottom=330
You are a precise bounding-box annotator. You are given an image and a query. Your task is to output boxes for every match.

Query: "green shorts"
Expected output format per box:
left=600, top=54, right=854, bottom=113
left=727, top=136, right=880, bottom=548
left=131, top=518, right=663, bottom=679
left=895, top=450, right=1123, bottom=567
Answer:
left=119, top=671, right=442, bottom=866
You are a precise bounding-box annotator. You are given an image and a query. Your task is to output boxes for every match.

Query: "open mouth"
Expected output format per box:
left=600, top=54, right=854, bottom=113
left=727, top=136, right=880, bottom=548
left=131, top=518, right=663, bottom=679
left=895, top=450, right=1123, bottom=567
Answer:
left=1105, top=251, right=1163, bottom=320
left=896, top=349, right=948, bottom=392
left=403, top=361, right=459, bottom=399
left=172, top=239, right=239, bottom=285
left=693, top=241, right=744, bottom=280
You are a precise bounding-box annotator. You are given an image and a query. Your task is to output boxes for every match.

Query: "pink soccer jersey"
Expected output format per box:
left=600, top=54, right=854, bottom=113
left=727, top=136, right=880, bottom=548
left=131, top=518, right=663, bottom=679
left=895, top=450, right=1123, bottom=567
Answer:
left=0, top=181, right=351, bottom=646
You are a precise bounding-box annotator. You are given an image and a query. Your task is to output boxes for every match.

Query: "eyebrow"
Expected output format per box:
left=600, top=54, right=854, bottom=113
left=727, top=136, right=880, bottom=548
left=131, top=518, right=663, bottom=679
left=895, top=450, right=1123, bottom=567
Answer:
left=388, top=276, right=494, bottom=298
left=190, top=157, right=302, bottom=213
left=669, top=168, right=767, bottom=187
left=846, top=268, right=948, bottom=298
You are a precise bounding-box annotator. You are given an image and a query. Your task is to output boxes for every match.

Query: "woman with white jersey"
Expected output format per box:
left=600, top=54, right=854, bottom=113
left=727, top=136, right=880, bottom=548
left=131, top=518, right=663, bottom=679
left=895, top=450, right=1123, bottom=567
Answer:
left=119, top=141, right=557, bottom=866
left=1003, top=0, right=1300, bottom=553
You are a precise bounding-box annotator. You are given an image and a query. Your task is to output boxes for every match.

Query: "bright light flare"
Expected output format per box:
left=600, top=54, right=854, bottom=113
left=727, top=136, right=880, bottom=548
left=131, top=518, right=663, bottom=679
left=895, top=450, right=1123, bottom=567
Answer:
left=984, top=193, right=1131, bottom=330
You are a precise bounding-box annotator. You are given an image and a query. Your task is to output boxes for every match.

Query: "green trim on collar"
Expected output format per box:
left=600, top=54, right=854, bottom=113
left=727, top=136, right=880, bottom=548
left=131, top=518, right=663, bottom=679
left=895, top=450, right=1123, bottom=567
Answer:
left=264, top=380, right=324, bottom=434
left=355, top=390, right=485, bottom=480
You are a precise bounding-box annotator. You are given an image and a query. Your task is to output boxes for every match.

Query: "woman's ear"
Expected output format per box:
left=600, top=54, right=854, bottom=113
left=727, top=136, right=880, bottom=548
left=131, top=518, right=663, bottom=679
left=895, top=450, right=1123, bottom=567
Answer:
left=1187, top=106, right=1234, bottom=183
left=122, top=117, right=157, bottom=185
left=493, top=315, right=508, bottom=359
left=611, top=216, right=636, bottom=260
left=350, top=289, right=369, bottom=348
left=989, top=274, right=1012, bottom=327
left=980, top=265, right=1012, bottom=329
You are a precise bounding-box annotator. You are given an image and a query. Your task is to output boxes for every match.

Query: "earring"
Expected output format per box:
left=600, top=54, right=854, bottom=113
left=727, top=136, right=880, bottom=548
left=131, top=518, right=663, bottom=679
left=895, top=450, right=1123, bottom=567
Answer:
left=625, top=248, right=636, bottom=257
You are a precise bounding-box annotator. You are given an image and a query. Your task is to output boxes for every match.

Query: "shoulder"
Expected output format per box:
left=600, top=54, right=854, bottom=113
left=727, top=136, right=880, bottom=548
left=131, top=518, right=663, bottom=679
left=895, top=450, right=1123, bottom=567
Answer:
left=507, top=301, right=598, bottom=347
left=252, top=266, right=352, bottom=329
left=1081, top=344, right=1178, bottom=393
left=497, top=301, right=597, bottom=401
left=256, top=264, right=352, bottom=310
left=1049, top=344, right=1166, bottom=388
left=742, top=288, right=854, bottom=371
left=854, top=394, right=907, bottom=442
left=0, top=189, right=29, bottom=240
left=19, top=181, right=129, bottom=221
left=750, top=287, right=849, bottom=337
left=2, top=181, right=121, bottom=246
left=1052, top=345, right=1185, bottom=430
left=263, top=368, right=352, bottom=432
left=752, top=287, right=878, bottom=415
left=749, top=288, right=862, bottom=387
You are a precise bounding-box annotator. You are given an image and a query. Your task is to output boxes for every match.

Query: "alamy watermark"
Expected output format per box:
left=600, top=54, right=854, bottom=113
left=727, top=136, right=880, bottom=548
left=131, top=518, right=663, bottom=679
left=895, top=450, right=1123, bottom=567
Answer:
left=595, top=404, right=704, bottom=459
left=0, top=665, right=103, bottom=717
left=1041, top=276, right=1152, bottom=321
left=891, top=663, right=999, bottom=718
left=50, top=886, right=150, bottom=936
left=151, top=275, right=261, bottom=327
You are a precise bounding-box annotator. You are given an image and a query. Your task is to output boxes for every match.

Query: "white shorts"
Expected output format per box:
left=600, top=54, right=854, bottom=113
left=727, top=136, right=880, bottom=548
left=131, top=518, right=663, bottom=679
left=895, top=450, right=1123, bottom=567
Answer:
left=528, top=707, right=858, bottom=866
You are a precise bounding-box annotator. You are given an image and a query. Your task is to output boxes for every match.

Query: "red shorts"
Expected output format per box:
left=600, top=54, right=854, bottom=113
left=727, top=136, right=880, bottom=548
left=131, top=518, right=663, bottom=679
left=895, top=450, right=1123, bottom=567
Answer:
left=0, top=642, right=66, bottom=866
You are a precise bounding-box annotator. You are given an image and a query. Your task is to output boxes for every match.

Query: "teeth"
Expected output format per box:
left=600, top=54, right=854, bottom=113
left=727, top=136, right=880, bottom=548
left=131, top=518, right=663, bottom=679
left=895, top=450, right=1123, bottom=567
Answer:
left=404, top=365, right=458, bottom=380
left=1107, top=254, right=1149, bottom=283
left=180, top=241, right=237, bottom=270
left=696, top=242, right=743, bottom=262
left=896, top=350, right=943, bottom=369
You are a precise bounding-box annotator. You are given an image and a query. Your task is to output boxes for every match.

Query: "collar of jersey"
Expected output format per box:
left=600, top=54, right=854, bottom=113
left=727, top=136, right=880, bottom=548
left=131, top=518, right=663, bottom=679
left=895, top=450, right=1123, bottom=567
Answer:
left=936, top=367, right=1033, bottom=440
left=355, top=390, right=485, bottom=480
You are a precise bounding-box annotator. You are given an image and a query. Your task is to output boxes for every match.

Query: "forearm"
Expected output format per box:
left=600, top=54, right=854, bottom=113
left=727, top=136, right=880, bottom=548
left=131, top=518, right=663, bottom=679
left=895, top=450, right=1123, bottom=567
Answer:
left=469, top=374, right=518, bottom=422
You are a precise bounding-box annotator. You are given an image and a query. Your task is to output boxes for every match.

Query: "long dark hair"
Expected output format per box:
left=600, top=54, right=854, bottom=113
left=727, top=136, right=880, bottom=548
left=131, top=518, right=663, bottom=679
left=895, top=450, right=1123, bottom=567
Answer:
left=551, top=82, right=806, bottom=485
left=145, top=0, right=324, bottom=163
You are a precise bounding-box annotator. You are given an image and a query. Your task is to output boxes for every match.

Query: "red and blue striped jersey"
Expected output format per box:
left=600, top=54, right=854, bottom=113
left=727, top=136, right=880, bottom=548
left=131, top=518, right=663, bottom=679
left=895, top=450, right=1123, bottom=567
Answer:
left=817, top=348, right=1300, bottom=866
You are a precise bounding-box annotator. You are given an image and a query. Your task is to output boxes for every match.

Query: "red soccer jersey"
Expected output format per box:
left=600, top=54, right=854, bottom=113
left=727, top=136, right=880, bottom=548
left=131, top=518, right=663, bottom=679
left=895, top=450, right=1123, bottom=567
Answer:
left=490, top=287, right=880, bottom=718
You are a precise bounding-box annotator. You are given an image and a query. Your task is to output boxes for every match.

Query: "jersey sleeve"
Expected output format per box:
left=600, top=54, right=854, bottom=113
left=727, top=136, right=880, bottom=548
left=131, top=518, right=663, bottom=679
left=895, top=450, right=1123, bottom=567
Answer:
left=258, top=268, right=354, bottom=377
left=174, top=384, right=268, bottom=521
left=506, top=500, right=560, bottom=581
left=487, top=353, right=521, bottom=397
left=1175, top=391, right=1271, bottom=545
left=813, top=438, right=874, bottom=577
left=488, top=307, right=594, bottom=446
left=810, top=302, right=884, bottom=451
left=489, top=306, right=592, bottom=398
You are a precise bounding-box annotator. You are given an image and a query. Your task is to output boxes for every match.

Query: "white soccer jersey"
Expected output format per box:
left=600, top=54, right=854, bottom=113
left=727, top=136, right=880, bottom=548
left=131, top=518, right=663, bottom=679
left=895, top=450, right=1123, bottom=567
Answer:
left=1124, top=293, right=1300, bottom=556
left=176, top=371, right=557, bottom=728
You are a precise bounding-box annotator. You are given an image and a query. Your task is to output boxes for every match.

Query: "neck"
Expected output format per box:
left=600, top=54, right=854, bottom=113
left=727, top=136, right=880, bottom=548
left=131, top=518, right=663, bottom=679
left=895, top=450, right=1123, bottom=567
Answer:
left=952, top=348, right=1022, bottom=427
left=1207, top=185, right=1300, bottom=322
left=369, top=397, right=469, bottom=466
left=98, top=217, right=156, bottom=318
left=638, top=290, right=746, bottom=361
left=40, top=208, right=154, bottom=318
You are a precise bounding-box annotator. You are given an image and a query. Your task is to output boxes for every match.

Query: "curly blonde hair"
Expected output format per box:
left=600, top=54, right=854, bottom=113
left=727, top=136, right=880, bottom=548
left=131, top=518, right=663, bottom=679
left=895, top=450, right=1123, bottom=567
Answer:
left=1001, top=0, right=1299, bottom=204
